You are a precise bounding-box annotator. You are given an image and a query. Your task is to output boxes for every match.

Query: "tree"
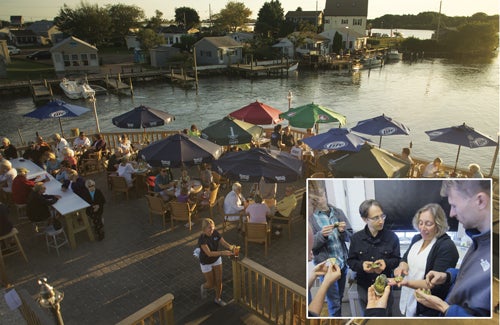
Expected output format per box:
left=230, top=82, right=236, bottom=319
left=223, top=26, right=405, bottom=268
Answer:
left=106, top=4, right=145, bottom=46
left=136, top=28, right=164, bottom=50
left=175, top=7, right=200, bottom=29
left=255, top=0, right=285, bottom=38
left=332, top=32, right=343, bottom=53
left=213, top=2, right=252, bottom=33
left=440, top=22, right=498, bottom=55
left=146, top=10, right=165, bottom=32
left=54, top=3, right=112, bottom=46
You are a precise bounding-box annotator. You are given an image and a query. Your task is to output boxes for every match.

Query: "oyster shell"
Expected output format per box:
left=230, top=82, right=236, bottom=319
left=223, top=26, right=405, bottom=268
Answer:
left=394, top=275, right=404, bottom=283
left=373, top=274, right=387, bottom=296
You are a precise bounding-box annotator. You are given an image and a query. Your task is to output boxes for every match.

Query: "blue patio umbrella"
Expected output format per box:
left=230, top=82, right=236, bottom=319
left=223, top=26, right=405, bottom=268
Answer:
left=23, top=99, right=90, bottom=137
left=138, top=133, right=222, bottom=168
left=301, top=128, right=372, bottom=152
left=351, top=114, right=410, bottom=147
left=112, top=105, right=175, bottom=132
left=425, top=122, right=498, bottom=172
left=212, top=148, right=303, bottom=183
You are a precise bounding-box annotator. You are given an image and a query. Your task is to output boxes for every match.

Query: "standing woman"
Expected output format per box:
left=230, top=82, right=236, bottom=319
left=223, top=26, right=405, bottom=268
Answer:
left=347, top=199, right=400, bottom=316
left=198, top=218, right=235, bottom=306
left=393, top=203, right=458, bottom=316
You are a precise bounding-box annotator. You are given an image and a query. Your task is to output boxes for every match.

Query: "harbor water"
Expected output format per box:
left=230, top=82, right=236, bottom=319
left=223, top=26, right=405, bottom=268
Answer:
left=1, top=54, right=499, bottom=175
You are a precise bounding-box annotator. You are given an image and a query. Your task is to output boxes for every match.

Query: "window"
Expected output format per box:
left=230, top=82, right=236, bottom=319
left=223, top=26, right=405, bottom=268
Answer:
left=325, top=19, right=330, bottom=24
left=90, top=54, right=97, bottom=60
left=341, top=19, right=348, bottom=24
left=81, top=53, right=88, bottom=66
left=63, top=54, right=70, bottom=67
left=353, top=18, right=363, bottom=26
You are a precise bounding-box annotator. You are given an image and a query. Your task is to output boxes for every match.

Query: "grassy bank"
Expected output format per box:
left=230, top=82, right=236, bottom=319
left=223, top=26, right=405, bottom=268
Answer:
left=3, top=58, right=56, bottom=82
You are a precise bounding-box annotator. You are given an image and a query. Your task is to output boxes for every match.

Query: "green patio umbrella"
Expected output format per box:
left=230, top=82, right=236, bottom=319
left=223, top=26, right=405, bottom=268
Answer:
left=200, top=116, right=263, bottom=146
left=279, top=103, right=346, bottom=130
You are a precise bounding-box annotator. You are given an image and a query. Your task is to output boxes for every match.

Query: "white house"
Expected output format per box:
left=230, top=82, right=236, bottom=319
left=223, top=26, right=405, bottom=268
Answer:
left=323, top=0, right=369, bottom=51
left=50, top=36, right=99, bottom=74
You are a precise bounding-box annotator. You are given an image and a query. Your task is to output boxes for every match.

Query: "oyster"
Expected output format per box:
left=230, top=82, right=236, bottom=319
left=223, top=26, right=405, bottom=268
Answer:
left=415, top=288, right=432, bottom=298
left=373, top=274, right=387, bottom=296
left=370, top=262, right=381, bottom=269
left=394, top=275, right=404, bottom=283
left=328, top=257, right=337, bottom=266
left=333, top=222, right=340, bottom=228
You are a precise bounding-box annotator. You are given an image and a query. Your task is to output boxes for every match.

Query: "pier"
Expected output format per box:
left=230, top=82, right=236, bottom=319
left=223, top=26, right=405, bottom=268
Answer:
left=29, top=79, right=53, bottom=103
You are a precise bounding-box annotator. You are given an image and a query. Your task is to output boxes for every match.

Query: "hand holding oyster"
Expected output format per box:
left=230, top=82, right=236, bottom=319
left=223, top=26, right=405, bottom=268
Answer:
left=373, top=274, right=388, bottom=296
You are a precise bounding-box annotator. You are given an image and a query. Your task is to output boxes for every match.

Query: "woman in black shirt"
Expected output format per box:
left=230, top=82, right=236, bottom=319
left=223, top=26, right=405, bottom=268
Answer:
left=198, top=218, right=235, bottom=307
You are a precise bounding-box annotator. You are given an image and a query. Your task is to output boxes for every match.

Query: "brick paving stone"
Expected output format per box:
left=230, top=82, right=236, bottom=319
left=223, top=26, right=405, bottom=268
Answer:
left=1, top=169, right=307, bottom=324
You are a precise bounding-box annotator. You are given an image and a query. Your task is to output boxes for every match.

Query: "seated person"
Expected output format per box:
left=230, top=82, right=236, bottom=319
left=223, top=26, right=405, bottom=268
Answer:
left=422, top=157, right=443, bottom=177
left=106, top=151, right=122, bottom=172
left=290, top=140, right=304, bottom=160
left=117, top=156, right=137, bottom=187
left=22, top=141, right=38, bottom=162
left=0, top=160, right=17, bottom=194
left=90, top=133, right=106, bottom=152
left=154, top=168, right=175, bottom=201
left=118, top=134, right=133, bottom=158
left=46, top=152, right=61, bottom=176
left=1, top=137, right=18, bottom=160
left=199, top=163, right=213, bottom=188
left=26, top=182, right=61, bottom=223
left=177, top=186, right=191, bottom=203
left=12, top=168, right=35, bottom=205
left=61, top=169, right=87, bottom=198
left=55, top=160, right=72, bottom=182
left=73, top=131, right=91, bottom=151
left=223, top=182, right=246, bottom=224
left=468, top=163, right=484, bottom=178
left=282, top=126, right=296, bottom=151
left=177, top=168, right=190, bottom=188
left=62, top=147, right=78, bottom=170
left=52, top=133, right=69, bottom=161
left=245, top=194, right=270, bottom=223
left=198, top=182, right=217, bottom=209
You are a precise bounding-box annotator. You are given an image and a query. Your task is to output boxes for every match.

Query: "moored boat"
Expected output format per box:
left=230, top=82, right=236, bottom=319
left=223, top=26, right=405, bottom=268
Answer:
left=386, top=49, right=403, bottom=61
left=287, top=62, right=299, bottom=72
left=89, top=84, right=108, bottom=96
left=60, top=78, right=95, bottom=99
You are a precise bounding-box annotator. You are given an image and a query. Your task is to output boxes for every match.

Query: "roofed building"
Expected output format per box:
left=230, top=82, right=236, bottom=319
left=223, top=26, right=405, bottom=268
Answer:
left=285, top=11, right=323, bottom=29
left=50, top=36, right=99, bottom=74
left=194, top=36, right=243, bottom=66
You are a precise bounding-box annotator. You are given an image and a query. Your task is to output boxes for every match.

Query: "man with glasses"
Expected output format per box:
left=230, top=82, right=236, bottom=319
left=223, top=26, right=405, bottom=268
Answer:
left=82, top=180, right=106, bottom=241
left=347, top=199, right=400, bottom=316
left=309, top=188, right=353, bottom=316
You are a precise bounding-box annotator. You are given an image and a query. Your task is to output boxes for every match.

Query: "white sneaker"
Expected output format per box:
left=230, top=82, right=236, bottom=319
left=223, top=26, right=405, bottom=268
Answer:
left=200, top=284, right=207, bottom=299
left=185, top=222, right=195, bottom=228
left=214, top=298, right=227, bottom=307
left=275, top=230, right=281, bottom=236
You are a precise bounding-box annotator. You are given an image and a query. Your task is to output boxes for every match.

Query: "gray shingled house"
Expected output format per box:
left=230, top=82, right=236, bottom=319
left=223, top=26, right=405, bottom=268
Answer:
left=194, top=36, right=243, bottom=66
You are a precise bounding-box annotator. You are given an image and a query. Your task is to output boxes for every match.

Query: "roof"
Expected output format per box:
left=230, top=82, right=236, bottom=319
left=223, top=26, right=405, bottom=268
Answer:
left=50, top=36, right=98, bottom=52
left=10, top=29, right=37, bottom=37
left=324, top=0, right=368, bottom=16
left=286, top=11, right=323, bottom=18
left=27, top=20, right=54, bottom=36
left=195, top=36, right=243, bottom=48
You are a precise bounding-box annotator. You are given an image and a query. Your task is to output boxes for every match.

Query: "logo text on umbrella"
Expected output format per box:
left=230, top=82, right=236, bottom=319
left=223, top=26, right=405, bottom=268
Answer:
left=318, top=114, right=330, bottom=121
left=379, top=127, right=397, bottom=135
left=239, top=174, right=250, bottom=181
left=274, top=176, right=286, bottom=182
left=161, top=160, right=171, bottom=166
left=472, top=137, right=490, bottom=147
left=193, top=157, right=203, bottom=164
left=325, top=141, right=347, bottom=150
left=50, top=110, right=68, bottom=118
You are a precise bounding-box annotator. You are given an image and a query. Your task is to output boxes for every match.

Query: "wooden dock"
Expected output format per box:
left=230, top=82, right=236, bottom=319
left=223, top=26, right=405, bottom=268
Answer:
left=104, top=74, right=133, bottom=95
left=29, top=80, right=53, bottom=103
left=229, top=62, right=292, bottom=78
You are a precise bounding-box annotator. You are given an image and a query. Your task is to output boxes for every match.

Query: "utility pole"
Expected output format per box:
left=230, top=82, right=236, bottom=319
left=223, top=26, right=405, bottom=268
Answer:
left=436, top=0, right=442, bottom=41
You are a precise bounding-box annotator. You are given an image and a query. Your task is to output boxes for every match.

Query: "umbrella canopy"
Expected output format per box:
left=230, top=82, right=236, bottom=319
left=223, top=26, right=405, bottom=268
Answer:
left=138, top=133, right=222, bottom=168
left=23, top=99, right=90, bottom=137
left=301, top=128, right=372, bottom=152
left=229, top=101, right=283, bottom=125
left=318, top=143, right=410, bottom=178
left=212, top=148, right=303, bottom=183
left=112, top=105, right=175, bottom=130
left=351, top=114, right=410, bottom=147
left=425, top=122, right=498, bottom=171
left=279, top=103, right=346, bottom=129
left=201, top=116, right=263, bottom=146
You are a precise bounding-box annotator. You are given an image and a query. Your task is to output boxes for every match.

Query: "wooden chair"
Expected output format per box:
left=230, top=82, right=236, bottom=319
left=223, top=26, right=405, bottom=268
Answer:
left=211, top=171, right=230, bottom=189
left=109, top=175, right=134, bottom=200
left=169, top=201, right=197, bottom=231
left=263, top=198, right=276, bottom=210
left=270, top=190, right=303, bottom=240
left=0, top=227, right=28, bottom=262
left=145, top=194, right=169, bottom=229
left=217, top=197, right=243, bottom=233
left=80, top=150, right=103, bottom=175
left=207, top=183, right=220, bottom=218
left=244, top=222, right=270, bottom=257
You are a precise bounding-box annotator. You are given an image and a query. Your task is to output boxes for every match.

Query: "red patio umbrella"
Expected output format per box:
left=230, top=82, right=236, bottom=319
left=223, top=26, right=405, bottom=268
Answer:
left=229, top=101, right=283, bottom=125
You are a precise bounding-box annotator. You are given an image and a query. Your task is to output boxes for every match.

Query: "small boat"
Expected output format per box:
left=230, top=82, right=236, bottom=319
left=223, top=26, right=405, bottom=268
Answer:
left=60, top=78, right=95, bottom=99
left=287, top=62, right=299, bottom=72
left=351, top=59, right=363, bottom=71
left=386, top=49, right=403, bottom=61
left=360, top=56, right=383, bottom=69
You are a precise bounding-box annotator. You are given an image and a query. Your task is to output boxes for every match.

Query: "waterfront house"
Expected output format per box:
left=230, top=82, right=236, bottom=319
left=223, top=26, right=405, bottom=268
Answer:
left=158, top=25, right=198, bottom=47
left=228, top=32, right=254, bottom=44
left=10, top=29, right=39, bottom=46
left=150, top=45, right=181, bottom=68
left=194, top=36, right=243, bottom=66
left=323, top=0, right=369, bottom=51
left=50, top=36, right=99, bottom=75
left=285, top=10, right=323, bottom=31
left=27, top=20, right=63, bottom=45
left=272, top=38, right=295, bottom=58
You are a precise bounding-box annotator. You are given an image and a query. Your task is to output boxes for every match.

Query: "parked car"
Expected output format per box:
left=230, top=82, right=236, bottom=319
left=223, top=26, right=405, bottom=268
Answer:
left=26, top=50, right=51, bottom=60
left=7, top=45, right=21, bottom=55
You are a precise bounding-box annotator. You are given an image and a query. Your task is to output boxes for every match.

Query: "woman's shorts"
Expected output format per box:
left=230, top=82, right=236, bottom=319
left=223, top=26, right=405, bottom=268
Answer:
left=200, top=257, right=222, bottom=273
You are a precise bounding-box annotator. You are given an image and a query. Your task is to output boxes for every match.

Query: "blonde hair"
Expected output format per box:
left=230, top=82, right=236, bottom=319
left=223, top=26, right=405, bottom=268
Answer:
left=412, top=203, right=449, bottom=237
left=202, top=218, right=215, bottom=230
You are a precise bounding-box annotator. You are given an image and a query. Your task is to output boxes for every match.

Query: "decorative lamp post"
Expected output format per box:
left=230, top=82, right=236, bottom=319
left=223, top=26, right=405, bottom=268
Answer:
left=37, top=277, right=64, bottom=325
left=287, top=90, right=293, bottom=110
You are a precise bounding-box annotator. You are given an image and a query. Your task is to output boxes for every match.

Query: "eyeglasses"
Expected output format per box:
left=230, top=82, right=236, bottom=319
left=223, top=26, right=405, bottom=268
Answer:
left=88, top=184, right=95, bottom=188
left=418, top=221, right=435, bottom=227
left=366, top=214, right=386, bottom=222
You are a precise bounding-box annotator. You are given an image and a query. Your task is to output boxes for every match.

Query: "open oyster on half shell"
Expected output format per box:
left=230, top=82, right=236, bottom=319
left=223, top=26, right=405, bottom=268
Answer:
left=373, top=274, right=388, bottom=296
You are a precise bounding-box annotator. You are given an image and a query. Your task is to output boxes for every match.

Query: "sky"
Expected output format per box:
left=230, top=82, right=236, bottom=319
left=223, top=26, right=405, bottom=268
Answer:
left=1, top=0, right=499, bottom=22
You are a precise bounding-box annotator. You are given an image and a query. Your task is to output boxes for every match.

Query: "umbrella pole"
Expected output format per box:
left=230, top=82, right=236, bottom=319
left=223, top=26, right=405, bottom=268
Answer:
left=91, top=95, right=101, bottom=133
left=58, top=117, right=64, bottom=138
left=378, top=135, right=382, bottom=148
left=17, top=128, right=25, bottom=145
left=487, top=135, right=499, bottom=177
left=453, top=145, right=461, bottom=172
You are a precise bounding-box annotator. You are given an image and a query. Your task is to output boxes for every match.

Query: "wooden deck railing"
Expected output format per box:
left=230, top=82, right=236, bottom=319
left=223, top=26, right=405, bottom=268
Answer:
left=115, top=293, right=174, bottom=325
left=231, top=258, right=340, bottom=325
